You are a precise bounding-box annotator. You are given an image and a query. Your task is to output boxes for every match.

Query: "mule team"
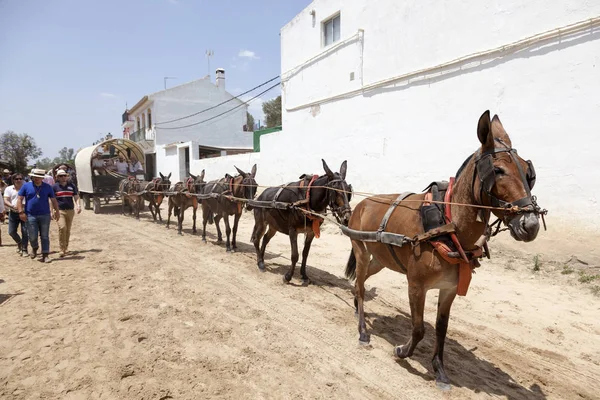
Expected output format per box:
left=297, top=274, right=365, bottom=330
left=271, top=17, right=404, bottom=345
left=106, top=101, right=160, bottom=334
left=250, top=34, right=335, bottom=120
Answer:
left=113, top=111, right=543, bottom=389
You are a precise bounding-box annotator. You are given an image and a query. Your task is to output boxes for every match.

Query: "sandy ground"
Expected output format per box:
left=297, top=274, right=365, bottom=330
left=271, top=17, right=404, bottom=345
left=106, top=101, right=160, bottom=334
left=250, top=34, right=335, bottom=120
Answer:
left=1, top=199, right=599, bottom=400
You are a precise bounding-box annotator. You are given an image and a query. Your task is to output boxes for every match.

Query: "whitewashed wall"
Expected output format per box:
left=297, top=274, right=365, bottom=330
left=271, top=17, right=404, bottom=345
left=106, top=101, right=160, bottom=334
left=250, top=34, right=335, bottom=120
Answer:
left=190, top=152, right=261, bottom=183
left=258, top=0, right=600, bottom=231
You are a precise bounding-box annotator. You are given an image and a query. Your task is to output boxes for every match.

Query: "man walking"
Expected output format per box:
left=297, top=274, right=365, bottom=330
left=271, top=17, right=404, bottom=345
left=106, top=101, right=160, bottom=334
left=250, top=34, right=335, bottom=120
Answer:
left=17, top=168, right=60, bottom=263
left=3, top=173, right=28, bottom=256
left=52, top=169, right=81, bottom=257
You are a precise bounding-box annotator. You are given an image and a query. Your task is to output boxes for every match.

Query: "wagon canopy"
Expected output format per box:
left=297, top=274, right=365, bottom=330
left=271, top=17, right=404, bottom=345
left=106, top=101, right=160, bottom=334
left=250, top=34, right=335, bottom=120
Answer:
left=74, top=138, right=145, bottom=193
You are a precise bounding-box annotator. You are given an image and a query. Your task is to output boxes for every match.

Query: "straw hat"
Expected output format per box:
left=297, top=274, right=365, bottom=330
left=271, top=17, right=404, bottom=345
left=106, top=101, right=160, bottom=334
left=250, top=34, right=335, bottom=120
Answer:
left=56, top=170, right=68, bottom=177
left=2, top=169, right=11, bottom=174
left=29, top=168, right=46, bottom=178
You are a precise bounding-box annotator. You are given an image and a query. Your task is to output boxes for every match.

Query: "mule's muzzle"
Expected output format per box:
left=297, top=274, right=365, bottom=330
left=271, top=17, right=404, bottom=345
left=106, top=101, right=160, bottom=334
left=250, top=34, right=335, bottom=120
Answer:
left=507, top=212, right=540, bottom=242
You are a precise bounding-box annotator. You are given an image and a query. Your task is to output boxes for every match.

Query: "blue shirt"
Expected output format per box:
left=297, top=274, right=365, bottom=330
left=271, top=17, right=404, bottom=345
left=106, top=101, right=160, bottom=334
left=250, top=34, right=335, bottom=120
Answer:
left=18, top=181, right=55, bottom=216
left=52, top=182, right=79, bottom=210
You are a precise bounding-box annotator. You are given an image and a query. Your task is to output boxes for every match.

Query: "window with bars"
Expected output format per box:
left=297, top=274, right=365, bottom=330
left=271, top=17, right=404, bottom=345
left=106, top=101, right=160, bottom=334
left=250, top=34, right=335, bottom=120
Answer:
left=323, top=14, right=341, bottom=47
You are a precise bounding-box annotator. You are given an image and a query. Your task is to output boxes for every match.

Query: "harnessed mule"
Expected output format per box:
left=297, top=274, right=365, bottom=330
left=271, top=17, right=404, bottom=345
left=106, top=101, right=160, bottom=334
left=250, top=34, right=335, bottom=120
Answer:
left=166, top=170, right=206, bottom=235
left=142, top=172, right=171, bottom=223
left=118, top=177, right=143, bottom=219
left=251, top=159, right=352, bottom=283
left=343, top=110, right=545, bottom=388
left=201, top=164, right=258, bottom=252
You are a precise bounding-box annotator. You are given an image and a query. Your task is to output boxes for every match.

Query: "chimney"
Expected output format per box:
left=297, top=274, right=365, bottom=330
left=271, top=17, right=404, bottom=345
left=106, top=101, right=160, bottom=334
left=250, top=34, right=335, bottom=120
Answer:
left=215, top=68, right=225, bottom=91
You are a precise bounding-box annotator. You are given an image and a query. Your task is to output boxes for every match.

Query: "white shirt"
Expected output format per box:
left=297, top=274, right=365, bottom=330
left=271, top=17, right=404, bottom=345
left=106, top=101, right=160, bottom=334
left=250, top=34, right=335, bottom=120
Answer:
left=92, top=159, right=104, bottom=168
left=3, top=185, right=24, bottom=209
left=129, top=161, right=143, bottom=173
left=115, top=161, right=129, bottom=174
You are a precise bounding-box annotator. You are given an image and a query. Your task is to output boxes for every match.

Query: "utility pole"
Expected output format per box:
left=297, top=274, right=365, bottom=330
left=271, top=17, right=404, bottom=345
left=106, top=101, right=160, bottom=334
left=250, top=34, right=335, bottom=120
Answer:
left=206, top=49, right=214, bottom=80
left=164, top=76, right=177, bottom=90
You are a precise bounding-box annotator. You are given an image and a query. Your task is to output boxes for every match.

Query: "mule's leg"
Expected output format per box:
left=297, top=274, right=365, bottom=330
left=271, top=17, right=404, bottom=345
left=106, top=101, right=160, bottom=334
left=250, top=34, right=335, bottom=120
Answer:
left=251, top=211, right=268, bottom=270
left=259, top=226, right=277, bottom=271
left=284, top=228, right=299, bottom=283
left=201, top=204, right=210, bottom=242
left=224, top=214, right=232, bottom=252
left=178, top=207, right=185, bottom=235
left=157, top=201, right=163, bottom=222
left=432, top=288, right=457, bottom=388
left=394, top=283, right=427, bottom=358
left=166, top=200, right=173, bottom=229
left=214, top=214, right=223, bottom=244
left=353, top=257, right=385, bottom=314
left=231, top=212, right=242, bottom=251
left=299, top=232, right=315, bottom=284
left=192, top=204, right=197, bottom=234
left=352, top=240, right=372, bottom=344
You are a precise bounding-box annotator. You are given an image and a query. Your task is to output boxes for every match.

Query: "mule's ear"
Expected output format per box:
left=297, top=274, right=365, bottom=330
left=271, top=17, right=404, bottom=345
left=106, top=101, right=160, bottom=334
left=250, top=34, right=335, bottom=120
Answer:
left=251, top=164, right=257, bottom=177
left=339, top=160, right=347, bottom=180
left=190, top=173, right=197, bottom=180
left=477, top=110, right=494, bottom=149
left=167, top=172, right=171, bottom=179
left=159, top=172, right=164, bottom=179
left=225, top=173, right=233, bottom=179
left=322, top=159, right=334, bottom=179
left=234, top=165, right=247, bottom=178
left=199, top=169, right=205, bottom=181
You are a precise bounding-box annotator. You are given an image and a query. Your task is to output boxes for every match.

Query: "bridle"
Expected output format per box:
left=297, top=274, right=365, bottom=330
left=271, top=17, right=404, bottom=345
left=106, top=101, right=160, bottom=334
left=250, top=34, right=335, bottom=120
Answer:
left=325, top=175, right=353, bottom=224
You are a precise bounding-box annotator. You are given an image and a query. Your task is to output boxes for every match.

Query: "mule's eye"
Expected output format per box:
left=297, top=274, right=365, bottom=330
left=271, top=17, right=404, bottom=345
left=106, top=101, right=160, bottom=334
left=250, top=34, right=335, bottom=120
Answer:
left=494, top=167, right=504, bottom=175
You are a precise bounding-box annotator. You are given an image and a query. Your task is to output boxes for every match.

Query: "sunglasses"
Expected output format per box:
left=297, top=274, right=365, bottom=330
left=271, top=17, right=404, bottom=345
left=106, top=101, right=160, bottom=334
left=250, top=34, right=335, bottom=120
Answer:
left=14, top=178, right=23, bottom=181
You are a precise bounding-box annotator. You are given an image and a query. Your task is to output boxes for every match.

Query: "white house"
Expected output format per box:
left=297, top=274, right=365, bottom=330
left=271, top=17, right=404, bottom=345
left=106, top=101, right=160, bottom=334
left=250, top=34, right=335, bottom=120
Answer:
left=121, top=69, right=253, bottom=183
left=255, top=0, right=600, bottom=232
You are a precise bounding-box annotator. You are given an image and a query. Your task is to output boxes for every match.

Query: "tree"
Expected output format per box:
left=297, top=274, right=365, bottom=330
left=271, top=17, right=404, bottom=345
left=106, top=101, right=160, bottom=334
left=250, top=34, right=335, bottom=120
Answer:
left=36, top=157, right=55, bottom=171
left=0, top=131, right=42, bottom=173
left=246, top=112, right=255, bottom=132
left=262, top=95, right=282, bottom=128
left=58, top=147, right=75, bottom=164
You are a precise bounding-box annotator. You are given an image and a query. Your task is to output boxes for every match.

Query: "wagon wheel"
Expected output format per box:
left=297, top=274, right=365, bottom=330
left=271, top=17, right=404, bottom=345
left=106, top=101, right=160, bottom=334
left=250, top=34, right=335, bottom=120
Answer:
left=93, top=197, right=101, bottom=214
left=83, top=194, right=92, bottom=210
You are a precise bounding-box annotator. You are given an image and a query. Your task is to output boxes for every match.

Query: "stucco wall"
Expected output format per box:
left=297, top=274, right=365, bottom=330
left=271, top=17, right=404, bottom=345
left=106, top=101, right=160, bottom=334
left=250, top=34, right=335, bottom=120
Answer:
left=260, top=0, right=600, bottom=231
left=190, top=152, right=261, bottom=184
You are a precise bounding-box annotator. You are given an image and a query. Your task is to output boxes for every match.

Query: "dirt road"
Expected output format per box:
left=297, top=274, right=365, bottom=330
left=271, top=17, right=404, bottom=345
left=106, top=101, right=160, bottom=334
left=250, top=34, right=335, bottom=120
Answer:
left=1, top=202, right=599, bottom=399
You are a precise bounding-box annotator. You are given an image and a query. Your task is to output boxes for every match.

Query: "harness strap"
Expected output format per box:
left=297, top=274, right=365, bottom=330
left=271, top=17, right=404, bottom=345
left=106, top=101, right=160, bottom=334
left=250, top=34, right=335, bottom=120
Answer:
left=377, top=192, right=413, bottom=273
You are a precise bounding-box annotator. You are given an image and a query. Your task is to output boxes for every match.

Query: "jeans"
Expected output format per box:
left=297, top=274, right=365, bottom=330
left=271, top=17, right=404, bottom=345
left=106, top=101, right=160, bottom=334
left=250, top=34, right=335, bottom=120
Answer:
left=8, top=211, right=29, bottom=251
left=27, top=214, right=51, bottom=254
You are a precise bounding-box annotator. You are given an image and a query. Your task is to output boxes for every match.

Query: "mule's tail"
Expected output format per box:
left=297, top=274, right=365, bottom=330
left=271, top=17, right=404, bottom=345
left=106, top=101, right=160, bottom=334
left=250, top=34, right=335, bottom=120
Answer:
left=345, top=248, right=357, bottom=280
left=207, top=212, right=214, bottom=225
left=174, top=207, right=180, bottom=217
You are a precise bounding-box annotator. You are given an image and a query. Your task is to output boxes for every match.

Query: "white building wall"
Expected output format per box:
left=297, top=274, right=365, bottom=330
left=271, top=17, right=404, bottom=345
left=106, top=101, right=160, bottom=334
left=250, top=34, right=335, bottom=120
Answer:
left=260, top=0, right=600, bottom=231
left=190, top=152, right=261, bottom=183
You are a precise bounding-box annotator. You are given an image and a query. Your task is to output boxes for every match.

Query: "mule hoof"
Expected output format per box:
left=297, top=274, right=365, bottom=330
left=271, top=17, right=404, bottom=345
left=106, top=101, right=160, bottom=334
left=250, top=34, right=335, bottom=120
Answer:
left=202, top=238, right=207, bottom=243
left=178, top=232, right=183, bottom=236
left=217, top=240, right=223, bottom=245
left=226, top=248, right=232, bottom=253
left=393, top=345, right=410, bottom=359
left=258, top=262, right=265, bottom=271
left=283, top=273, right=292, bottom=283
left=359, top=333, right=371, bottom=345
left=192, top=230, right=197, bottom=235
left=435, top=381, right=451, bottom=391
left=301, top=277, right=311, bottom=286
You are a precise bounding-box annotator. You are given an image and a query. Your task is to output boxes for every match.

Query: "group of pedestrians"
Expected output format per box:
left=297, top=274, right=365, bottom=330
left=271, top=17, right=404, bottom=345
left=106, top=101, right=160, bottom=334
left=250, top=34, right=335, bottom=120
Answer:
left=1, top=167, right=81, bottom=263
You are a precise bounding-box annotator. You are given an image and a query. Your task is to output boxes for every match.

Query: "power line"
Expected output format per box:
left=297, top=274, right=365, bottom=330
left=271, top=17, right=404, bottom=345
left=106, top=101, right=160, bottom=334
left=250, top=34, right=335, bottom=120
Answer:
left=155, top=75, right=280, bottom=126
left=156, top=82, right=280, bottom=130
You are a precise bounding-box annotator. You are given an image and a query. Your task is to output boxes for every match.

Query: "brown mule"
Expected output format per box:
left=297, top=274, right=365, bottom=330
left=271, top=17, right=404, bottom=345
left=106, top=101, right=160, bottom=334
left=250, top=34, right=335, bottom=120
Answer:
left=344, top=110, right=543, bottom=389
left=166, top=170, right=206, bottom=235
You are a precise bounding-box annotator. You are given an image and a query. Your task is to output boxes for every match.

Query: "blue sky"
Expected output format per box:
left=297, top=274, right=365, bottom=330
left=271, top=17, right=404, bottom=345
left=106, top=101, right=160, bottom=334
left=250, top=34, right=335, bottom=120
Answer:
left=0, top=0, right=310, bottom=162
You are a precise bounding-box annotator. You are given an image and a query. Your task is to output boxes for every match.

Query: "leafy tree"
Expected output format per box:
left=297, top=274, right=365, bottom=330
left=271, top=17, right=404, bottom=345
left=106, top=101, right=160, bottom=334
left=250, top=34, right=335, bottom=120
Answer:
left=246, top=112, right=255, bottom=132
left=262, top=95, right=282, bottom=128
left=36, top=157, right=55, bottom=171
left=58, top=147, right=75, bottom=163
left=0, top=131, right=42, bottom=173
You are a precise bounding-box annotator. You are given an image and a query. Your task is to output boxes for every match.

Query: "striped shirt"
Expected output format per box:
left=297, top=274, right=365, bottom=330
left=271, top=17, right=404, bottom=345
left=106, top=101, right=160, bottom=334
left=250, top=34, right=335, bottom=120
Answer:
left=52, top=183, right=79, bottom=210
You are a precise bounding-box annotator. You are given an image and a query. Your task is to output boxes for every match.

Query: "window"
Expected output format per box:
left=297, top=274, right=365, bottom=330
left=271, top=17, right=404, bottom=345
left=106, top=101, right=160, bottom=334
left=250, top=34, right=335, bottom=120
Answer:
left=136, top=117, right=141, bottom=131
left=142, top=113, right=146, bottom=129
left=323, top=14, right=340, bottom=46
left=147, top=109, right=152, bottom=127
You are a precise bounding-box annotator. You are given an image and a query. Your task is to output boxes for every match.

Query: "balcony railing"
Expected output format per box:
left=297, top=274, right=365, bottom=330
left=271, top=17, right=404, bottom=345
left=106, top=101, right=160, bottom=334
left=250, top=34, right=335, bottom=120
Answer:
left=129, top=128, right=155, bottom=143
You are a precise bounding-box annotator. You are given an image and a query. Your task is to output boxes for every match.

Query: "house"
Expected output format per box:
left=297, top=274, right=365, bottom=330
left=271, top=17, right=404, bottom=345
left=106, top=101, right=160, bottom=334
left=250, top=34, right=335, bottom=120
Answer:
left=121, top=69, right=253, bottom=182
left=256, top=0, right=600, bottom=231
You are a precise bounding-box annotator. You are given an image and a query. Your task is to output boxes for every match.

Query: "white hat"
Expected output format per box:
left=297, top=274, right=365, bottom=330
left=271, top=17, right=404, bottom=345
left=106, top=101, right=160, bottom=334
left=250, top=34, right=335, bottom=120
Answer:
left=29, top=168, right=46, bottom=178
left=56, top=170, right=68, bottom=177
left=2, top=169, right=11, bottom=174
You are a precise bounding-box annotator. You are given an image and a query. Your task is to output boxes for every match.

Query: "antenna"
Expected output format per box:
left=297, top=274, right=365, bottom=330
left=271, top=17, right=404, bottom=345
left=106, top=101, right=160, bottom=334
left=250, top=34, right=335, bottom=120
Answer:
left=206, top=49, right=214, bottom=80
left=164, top=76, right=177, bottom=90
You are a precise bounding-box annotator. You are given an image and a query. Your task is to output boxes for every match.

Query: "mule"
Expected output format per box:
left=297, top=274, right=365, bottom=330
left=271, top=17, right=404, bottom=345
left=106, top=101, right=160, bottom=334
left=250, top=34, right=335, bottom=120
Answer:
left=344, top=110, right=543, bottom=388
left=201, top=165, right=258, bottom=252
left=166, top=170, right=206, bottom=235
left=142, top=172, right=171, bottom=223
left=118, top=177, right=143, bottom=219
left=251, top=159, right=352, bottom=283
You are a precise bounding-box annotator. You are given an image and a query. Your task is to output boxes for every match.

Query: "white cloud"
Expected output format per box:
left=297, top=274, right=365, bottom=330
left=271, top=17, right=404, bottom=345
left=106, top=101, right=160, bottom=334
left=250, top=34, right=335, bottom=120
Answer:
left=100, top=92, right=116, bottom=98
left=238, top=50, right=259, bottom=60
